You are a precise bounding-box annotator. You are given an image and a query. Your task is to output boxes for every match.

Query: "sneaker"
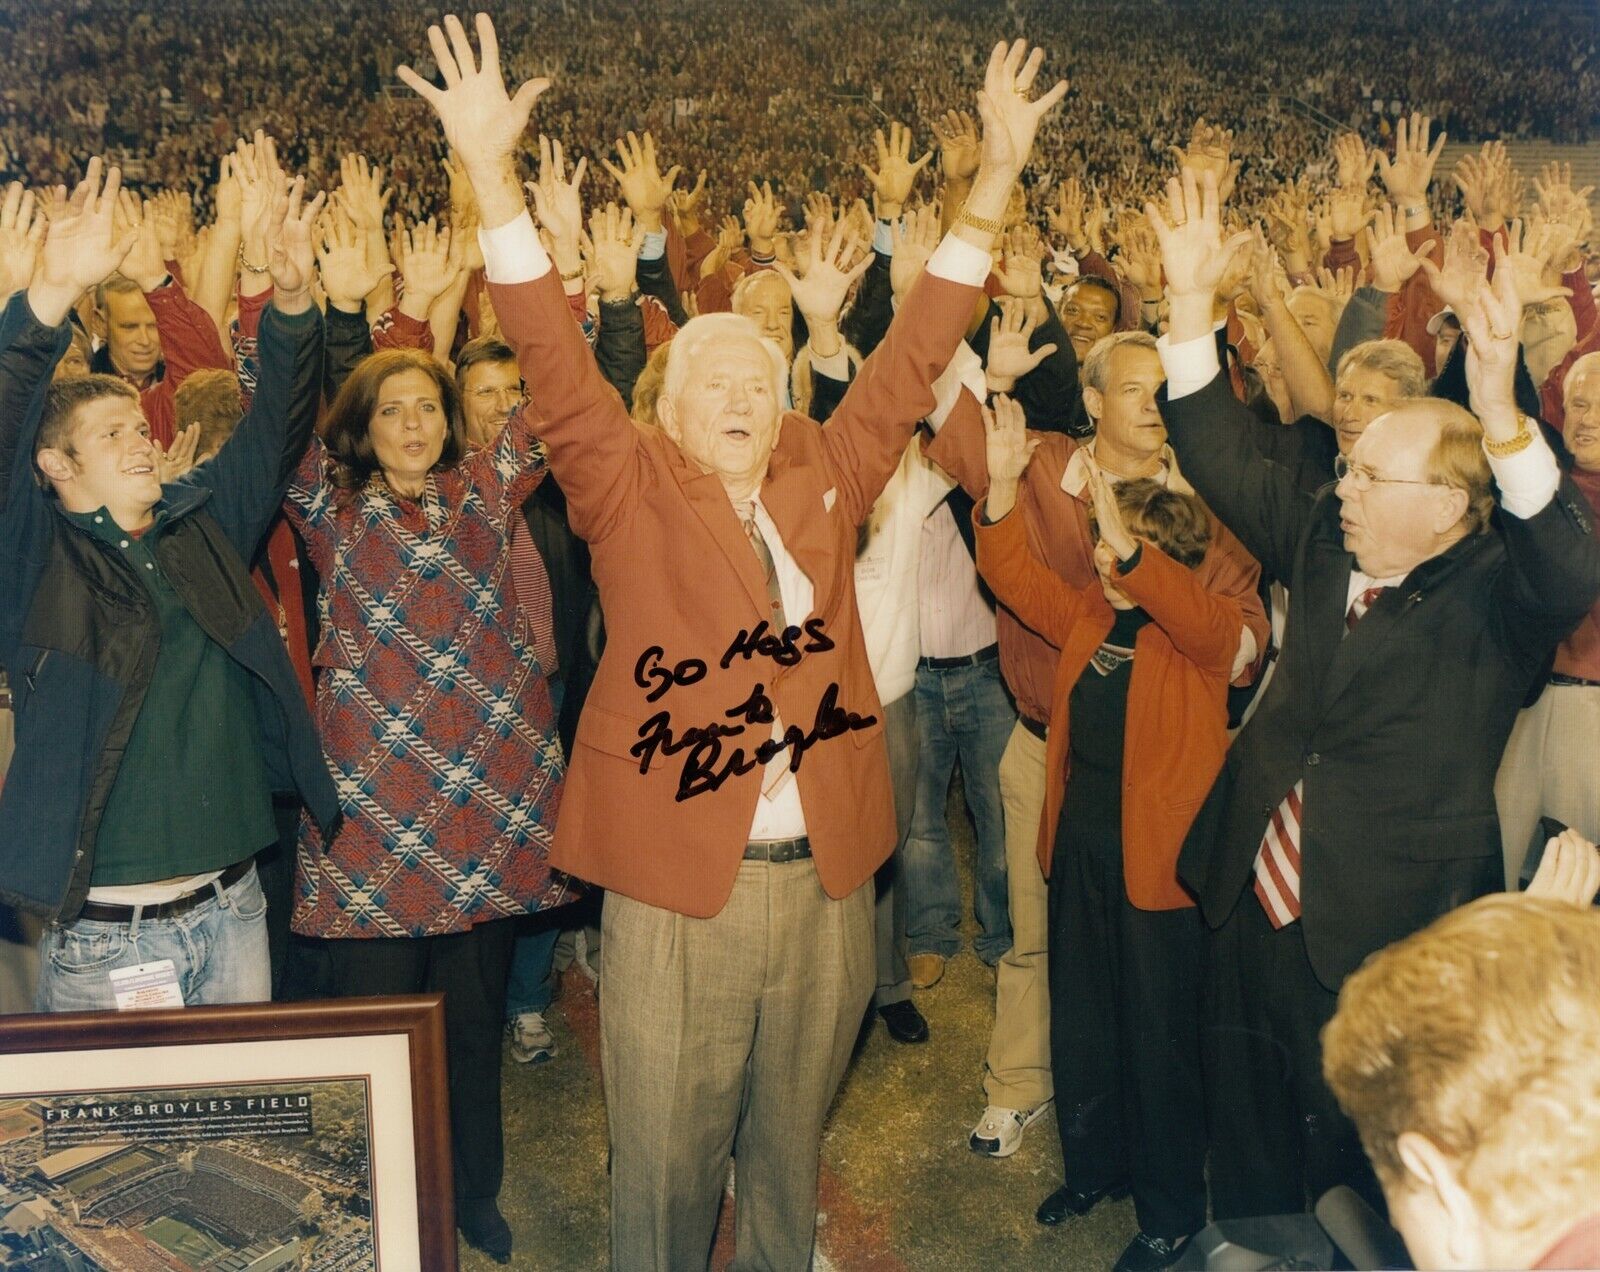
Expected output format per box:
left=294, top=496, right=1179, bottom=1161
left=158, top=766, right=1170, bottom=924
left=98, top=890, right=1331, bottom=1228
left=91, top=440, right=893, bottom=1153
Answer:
left=908, top=952, right=946, bottom=989
left=968, top=1100, right=1051, bottom=1158
left=1112, top=1231, right=1192, bottom=1272
left=506, top=1011, right=556, bottom=1065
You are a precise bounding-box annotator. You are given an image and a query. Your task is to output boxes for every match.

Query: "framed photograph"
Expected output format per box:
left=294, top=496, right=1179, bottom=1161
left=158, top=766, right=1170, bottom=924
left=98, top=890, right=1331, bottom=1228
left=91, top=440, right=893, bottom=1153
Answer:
left=0, top=994, right=453, bottom=1270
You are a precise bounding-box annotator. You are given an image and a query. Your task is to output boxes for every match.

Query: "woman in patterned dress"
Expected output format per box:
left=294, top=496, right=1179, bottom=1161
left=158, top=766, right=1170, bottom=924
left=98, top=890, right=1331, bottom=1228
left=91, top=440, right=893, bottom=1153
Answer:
left=284, top=347, right=569, bottom=1262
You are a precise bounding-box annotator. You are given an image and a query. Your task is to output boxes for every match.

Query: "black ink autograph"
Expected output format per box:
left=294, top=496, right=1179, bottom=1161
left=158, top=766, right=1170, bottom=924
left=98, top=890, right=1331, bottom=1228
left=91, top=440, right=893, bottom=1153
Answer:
left=626, top=622, right=874, bottom=800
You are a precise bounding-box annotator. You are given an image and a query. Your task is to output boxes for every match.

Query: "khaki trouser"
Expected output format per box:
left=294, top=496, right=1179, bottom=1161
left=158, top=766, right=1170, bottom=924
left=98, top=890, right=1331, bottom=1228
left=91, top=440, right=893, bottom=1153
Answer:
left=601, top=860, right=874, bottom=1272
left=1494, top=683, right=1600, bottom=887
left=982, top=720, right=1052, bottom=1110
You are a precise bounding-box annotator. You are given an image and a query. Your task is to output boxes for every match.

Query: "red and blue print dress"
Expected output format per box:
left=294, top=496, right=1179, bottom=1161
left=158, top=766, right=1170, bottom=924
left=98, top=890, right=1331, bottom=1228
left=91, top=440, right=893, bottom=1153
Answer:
left=284, top=411, right=572, bottom=938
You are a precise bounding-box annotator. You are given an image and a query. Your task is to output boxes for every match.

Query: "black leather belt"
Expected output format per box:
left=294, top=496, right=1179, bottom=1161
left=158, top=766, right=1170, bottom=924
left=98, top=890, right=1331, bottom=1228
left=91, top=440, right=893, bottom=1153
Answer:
left=77, top=859, right=254, bottom=924
left=1549, top=673, right=1600, bottom=688
left=1019, top=714, right=1048, bottom=742
left=919, top=643, right=999, bottom=671
left=743, top=837, right=812, bottom=863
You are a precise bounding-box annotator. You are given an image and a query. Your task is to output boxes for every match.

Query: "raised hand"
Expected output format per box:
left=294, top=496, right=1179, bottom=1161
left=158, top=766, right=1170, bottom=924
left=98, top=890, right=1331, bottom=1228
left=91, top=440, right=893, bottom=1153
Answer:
left=1313, top=264, right=1356, bottom=309
left=338, top=152, right=392, bottom=235
left=1418, top=218, right=1490, bottom=313
left=700, top=214, right=744, bottom=281
left=318, top=204, right=392, bottom=311
left=154, top=422, right=202, bottom=483
left=986, top=298, right=1058, bottom=392
left=1049, top=176, right=1088, bottom=252
left=1117, top=220, right=1164, bottom=301
left=1170, top=118, right=1238, bottom=204
left=982, top=393, right=1038, bottom=519
left=1326, top=184, right=1375, bottom=243
left=0, top=182, right=44, bottom=299
left=996, top=223, right=1044, bottom=301
left=582, top=201, right=639, bottom=302
left=930, top=109, right=981, bottom=184
left=527, top=134, right=586, bottom=272
left=1243, top=224, right=1282, bottom=311
left=1459, top=244, right=1524, bottom=423
left=1145, top=167, right=1252, bottom=315
left=862, top=121, right=932, bottom=220
left=1332, top=133, right=1376, bottom=190
left=1375, top=112, right=1445, bottom=208
left=394, top=217, right=458, bottom=311
left=972, top=40, right=1068, bottom=188
left=602, top=131, right=680, bottom=235
left=889, top=203, right=941, bottom=300
left=1364, top=204, right=1435, bottom=293
left=743, top=181, right=781, bottom=257
left=29, top=159, right=138, bottom=325
left=397, top=13, right=546, bottom=178
left=1500, top=215, right=1575, bottom=308
left=116, top=191, right=169, bottom=292
left=1083, top=454, right=1137, bottom=561
left=1525, top=829, right=1600, bottom=907
left=667, top=168, right=709, bottom=234
left=265, top=176, right=326, bottom=311
left=773, top=217, right=870, bottom=325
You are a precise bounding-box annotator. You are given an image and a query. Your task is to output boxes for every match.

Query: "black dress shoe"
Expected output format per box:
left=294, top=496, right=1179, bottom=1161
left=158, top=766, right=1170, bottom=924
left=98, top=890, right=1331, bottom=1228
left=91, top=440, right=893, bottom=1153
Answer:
left=1035, top=1179, right=1131, bottom=1226
left=1113, top=1230, right=1192, bottom=1272
left=458, top=1196, right=513, bottom=1264
left=878, top=999, right=929, bottom=1044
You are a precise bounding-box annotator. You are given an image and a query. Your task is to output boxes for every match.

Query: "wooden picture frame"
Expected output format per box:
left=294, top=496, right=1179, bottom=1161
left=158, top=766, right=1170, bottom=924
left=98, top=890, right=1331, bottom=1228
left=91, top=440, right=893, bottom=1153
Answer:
left=0, top=994, right=453, bottom=1270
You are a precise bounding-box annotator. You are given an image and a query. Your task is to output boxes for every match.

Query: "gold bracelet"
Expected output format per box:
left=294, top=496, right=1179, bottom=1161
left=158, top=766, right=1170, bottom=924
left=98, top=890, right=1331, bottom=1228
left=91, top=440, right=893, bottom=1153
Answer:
left=1483, top=413, right=1535, bottom=458
left=237, top=244, right=270, bottom=275
left=559, top=263, right=585, bottom=282
left=957, top=208, right=1005, bottom=237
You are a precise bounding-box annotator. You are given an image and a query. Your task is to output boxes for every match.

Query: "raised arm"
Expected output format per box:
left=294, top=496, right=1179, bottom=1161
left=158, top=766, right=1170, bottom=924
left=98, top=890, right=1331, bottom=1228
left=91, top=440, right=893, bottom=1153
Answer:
left=194, top=175, right=326, bottom=559
left=801, top=38, right=1068, bottom=526
left=399, top=13, right=642, bottom=545
left=972, top=394, right=1087, bottom=645
left=1463, top=251, right=1600, bottom=658
left=1245, top=227, right=1335, bottom=424
left=1151, top=168, right=1315, bottom=582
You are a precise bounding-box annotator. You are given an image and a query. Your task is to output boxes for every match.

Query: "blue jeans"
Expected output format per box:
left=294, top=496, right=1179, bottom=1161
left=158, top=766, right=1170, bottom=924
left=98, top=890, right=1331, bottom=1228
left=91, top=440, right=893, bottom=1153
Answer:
left=903, top=657, right=1014, bottom=963
left=505, top=916, right=561, bottom=1017
left=36, top=865, right=271, bottom=1011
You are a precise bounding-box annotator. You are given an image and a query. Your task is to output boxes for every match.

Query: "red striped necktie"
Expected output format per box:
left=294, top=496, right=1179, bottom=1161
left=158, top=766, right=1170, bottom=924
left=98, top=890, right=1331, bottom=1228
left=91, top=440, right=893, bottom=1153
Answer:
left=1253, top=584, right=1388, bottom=928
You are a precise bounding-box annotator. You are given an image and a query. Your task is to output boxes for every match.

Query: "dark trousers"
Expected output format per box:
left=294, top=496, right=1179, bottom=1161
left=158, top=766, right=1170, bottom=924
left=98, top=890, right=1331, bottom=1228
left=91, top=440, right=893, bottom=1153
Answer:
left=1201, top=894, right=1383, bottom=1219
left=258, top=799, right=327, bottom=1001
left=1048, top=822, right=1207, bottom=1239
left=324, top=919, right=515, bottom=1202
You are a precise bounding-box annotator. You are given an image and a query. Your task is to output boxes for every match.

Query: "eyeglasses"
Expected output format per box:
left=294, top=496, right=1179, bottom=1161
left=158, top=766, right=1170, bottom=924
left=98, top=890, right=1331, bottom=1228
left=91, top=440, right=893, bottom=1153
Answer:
left=1333, top=455, right=1451, bottom=493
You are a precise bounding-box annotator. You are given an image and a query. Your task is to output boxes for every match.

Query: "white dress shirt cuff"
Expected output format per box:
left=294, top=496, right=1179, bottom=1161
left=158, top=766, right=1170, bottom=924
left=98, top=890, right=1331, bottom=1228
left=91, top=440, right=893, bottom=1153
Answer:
left=927, top=341, right=986, bottom=431
left=640, top=229, right=667, bottom=262
left=873, top=219, right=896, bottom=256
left=477, top=210, right=551, bottom=285
left=1489, top=428, right=1561, bottom=519
left=926, top=234, right=993, bottom=288
left=1155, top=323, right=1225, bottom=400
left=1231, top=626, right=1259, bottom=683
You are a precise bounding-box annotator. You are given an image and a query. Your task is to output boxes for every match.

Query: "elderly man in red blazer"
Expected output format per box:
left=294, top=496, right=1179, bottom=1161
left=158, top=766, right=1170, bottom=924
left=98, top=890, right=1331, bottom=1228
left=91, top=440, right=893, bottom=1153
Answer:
left=399, top=15, right=1067, bottom=1269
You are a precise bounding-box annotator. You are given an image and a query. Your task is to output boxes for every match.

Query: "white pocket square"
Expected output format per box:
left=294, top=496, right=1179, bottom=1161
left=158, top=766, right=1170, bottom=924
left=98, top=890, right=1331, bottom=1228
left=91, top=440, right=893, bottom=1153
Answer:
left=823, top=487, right=837, bottom=512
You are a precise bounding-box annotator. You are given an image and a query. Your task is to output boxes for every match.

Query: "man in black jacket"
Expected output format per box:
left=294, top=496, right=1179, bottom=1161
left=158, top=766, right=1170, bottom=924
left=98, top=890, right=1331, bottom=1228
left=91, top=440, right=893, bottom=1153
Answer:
left=0, top=160, right=335, bottom=1011
left=1147, top=169, right=1600, bottom=1223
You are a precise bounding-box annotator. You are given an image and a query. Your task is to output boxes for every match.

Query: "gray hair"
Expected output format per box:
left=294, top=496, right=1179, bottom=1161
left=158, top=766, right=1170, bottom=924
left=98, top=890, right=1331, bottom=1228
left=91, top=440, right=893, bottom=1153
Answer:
left=661, top=313, right=790, bottom=407
left=1082, top=330, right=1159, bottom=394
left=1563, top=350, right=1600, bottom=398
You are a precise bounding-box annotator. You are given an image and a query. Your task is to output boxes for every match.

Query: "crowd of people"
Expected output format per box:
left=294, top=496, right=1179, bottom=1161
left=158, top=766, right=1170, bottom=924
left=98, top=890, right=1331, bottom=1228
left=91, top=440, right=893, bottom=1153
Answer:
left=2, top=0, right=1596, bottom=229
left=1, top=5, right=1599, bottom=1271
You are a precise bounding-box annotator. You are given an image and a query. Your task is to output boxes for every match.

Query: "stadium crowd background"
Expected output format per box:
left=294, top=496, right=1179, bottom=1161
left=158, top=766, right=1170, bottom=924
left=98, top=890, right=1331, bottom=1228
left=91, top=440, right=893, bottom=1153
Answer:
left=2, top=0, right=1596, bottom=226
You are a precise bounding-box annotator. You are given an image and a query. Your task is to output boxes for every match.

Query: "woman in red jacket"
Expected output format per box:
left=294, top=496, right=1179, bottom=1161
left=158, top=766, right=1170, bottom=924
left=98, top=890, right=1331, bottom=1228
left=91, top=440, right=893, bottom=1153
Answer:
left=975, top=396, right=1241, bottom=1272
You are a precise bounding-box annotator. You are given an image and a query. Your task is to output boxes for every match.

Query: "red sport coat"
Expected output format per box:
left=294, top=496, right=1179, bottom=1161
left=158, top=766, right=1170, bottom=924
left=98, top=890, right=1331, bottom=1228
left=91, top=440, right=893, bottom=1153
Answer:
left=490, top=264, right=981, bottom=917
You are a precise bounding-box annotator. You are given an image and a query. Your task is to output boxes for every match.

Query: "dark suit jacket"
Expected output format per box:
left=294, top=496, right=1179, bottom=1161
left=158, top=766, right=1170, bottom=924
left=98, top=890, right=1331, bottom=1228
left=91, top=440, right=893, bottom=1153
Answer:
left=1168, top=373, right=1600, bottom=988
left=522, top=477, right=602, bottom=755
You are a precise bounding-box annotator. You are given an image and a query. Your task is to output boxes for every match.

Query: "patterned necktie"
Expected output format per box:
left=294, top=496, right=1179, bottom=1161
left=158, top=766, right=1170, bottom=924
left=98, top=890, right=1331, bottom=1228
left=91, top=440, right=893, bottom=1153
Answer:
left=741, top=505, right=788, bottom=631
left=1253, top=584, right=1390, bottom=928
left=739, top=502, right=794, bottom=798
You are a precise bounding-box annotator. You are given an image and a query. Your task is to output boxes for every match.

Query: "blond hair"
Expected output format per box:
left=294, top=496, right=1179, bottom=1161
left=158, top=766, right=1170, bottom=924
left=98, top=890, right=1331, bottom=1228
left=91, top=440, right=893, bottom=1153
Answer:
left=1323, top=895, right=1600, bottom=1238
left=1427, top=398, right=1495, bottom=536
